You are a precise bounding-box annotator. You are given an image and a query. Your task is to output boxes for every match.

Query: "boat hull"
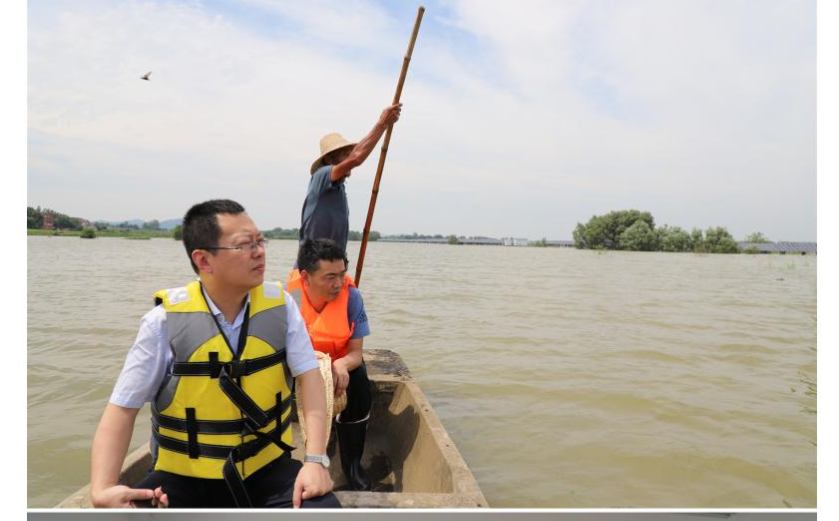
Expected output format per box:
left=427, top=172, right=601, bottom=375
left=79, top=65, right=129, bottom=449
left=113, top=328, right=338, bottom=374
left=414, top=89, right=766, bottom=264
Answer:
left=57, top=349, right=488, bottom=508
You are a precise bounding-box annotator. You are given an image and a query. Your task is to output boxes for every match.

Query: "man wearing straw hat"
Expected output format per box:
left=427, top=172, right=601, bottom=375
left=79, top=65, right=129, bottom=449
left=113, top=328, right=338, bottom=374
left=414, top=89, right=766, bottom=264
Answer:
left=300, top=103, right=402, bottom=253
left=90, top=200, right=340, bottom=509
left=286, top=238, right=373, bottom=491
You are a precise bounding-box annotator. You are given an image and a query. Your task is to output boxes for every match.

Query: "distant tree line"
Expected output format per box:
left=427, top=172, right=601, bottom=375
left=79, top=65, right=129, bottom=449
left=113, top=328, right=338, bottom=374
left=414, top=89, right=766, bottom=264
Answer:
left=263, top=228, right=380, bottom=242
left=349, top=230, right=380, bottom=242
left=263, top=227, right=300, bottom=240
left=92, top=221, right=141, bottom=230
left=573, top=210, right=742, bottom=253
left=29, top=207, right=383, bottom=244
left=389, top=232, right=446, bottom=240
left=27, top=206, right=86, bottom=230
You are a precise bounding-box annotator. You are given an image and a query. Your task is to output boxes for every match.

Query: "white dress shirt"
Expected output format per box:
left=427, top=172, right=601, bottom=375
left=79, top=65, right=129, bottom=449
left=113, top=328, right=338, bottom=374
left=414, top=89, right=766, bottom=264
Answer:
left=110, top=285, right=318, bottom=409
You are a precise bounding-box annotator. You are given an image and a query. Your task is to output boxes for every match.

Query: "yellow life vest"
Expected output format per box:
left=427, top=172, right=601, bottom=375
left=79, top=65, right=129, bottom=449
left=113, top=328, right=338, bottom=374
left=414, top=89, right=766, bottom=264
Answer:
left=151, top=280, right=293, bottom=488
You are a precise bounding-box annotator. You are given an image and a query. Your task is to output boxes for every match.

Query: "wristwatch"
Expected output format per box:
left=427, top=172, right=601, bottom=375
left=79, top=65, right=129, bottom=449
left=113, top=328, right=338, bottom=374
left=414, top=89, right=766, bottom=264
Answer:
left=305, top=454, right=330, bottom=468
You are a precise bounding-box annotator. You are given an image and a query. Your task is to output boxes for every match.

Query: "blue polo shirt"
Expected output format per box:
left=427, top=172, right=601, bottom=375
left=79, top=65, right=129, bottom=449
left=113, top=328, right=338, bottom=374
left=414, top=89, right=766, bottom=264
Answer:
left=347, top=287, right=370, bottom=339
left=300, top=165, right=349, bottom=252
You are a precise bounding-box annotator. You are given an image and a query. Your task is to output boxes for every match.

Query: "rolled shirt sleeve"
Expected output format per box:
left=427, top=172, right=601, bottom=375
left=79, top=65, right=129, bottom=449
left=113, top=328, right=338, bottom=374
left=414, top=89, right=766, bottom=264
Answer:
left=109, top=305, right=171, bottom=409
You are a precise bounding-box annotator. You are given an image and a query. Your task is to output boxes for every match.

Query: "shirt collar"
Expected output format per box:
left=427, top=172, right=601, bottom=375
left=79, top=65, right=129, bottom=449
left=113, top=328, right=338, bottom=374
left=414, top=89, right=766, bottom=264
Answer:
left=201, top=285, right=250, bottom=328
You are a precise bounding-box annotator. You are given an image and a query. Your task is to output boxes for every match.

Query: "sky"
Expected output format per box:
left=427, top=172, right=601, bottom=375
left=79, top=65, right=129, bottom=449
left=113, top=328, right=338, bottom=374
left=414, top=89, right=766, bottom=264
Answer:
left=26, top=0, right=817, bottom=241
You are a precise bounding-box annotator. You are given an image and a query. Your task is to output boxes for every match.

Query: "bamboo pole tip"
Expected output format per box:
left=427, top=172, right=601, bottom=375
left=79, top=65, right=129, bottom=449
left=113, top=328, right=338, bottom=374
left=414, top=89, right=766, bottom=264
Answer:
left=419, top=6, right=425, bottom=13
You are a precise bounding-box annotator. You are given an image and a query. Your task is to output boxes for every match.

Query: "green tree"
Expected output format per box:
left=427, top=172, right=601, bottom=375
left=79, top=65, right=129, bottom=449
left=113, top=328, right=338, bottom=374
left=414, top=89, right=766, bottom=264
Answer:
left=691, top=228, right=706, bottom=253
left=143, top=219, right=161, bottom=230
left=619, top=220, right=659, bottom=251
left=744, top=232, right=770, bottom=244
left=657, top=225, right=693, bottom=252
left=572, top=223, right=588, bottom=249
left=54, top=215, right=83, bottom=230
left=27, top=206, right=43, bottom=229
left=80, top=228, right=97, bottom=239
left=573, top=210, right=655, bottom=250
left=704, top=227, right=740, bottom=253
left=172, top=225, right=183, bottom=241
left=447, top=235, right=459, bottom=245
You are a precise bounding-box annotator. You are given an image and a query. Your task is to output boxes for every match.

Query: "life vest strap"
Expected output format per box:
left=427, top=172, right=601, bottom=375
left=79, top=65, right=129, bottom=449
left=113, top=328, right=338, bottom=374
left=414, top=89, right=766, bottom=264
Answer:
left=185, top=408, right=199, bottom=459
left=224, top=393, right=296, bottom=508
left=152, top=396, right=293, bottom=435
left=222, top=430, right=296, bottom=507
left=152, top=414, right=293, bottom=460
left=172, top=349, right=285, bottom=379
left=223, top=451, right=252, bottom=507
left=218, top=369, right=281, bottom=431
left=222, top=392, right=296, bottom=507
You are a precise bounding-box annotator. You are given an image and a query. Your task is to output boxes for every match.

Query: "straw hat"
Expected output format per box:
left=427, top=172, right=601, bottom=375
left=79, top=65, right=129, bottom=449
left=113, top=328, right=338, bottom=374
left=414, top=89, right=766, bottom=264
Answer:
left=296, top=351, right=348, bottom=446
left=310, top=133, right=356, bottom=175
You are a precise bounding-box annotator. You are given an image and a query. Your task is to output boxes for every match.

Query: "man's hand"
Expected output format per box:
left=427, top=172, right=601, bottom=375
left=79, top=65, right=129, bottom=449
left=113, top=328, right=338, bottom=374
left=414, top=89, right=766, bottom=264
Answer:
left=292, top=462, right=333, bottom=508
left=378, top=103, right=402, bottom=127
left=332, top=358, right=350, bottom=398
left=331, top=103, right=404, bottom=181
left=91, top=485, right=157, bottom=508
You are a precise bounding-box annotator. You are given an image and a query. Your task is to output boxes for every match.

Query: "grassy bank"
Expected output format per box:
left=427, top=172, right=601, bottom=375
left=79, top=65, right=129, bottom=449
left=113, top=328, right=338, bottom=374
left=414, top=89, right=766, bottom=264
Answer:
left=27, top=229, right=174, bottom=239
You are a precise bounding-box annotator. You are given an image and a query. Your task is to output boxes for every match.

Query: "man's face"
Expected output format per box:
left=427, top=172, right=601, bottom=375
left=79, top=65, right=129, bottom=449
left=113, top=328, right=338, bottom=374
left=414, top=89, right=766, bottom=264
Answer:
left=303, top=258, right=346, bottom=302
left=207, top=213, right=266, bottom=292
left=326, top=146, right=353, bottom=165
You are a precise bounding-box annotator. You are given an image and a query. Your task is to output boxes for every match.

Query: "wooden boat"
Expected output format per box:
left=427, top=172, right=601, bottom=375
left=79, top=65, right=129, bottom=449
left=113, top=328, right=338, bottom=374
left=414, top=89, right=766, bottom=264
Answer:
left=57, top=349, right=488, bottom=508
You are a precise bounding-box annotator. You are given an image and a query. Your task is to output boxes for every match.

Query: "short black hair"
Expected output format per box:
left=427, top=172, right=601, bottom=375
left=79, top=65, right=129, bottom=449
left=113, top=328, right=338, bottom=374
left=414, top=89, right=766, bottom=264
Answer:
left=182, top=199, right=246, bottom=274
left=297, top=238, right=349, bottom=274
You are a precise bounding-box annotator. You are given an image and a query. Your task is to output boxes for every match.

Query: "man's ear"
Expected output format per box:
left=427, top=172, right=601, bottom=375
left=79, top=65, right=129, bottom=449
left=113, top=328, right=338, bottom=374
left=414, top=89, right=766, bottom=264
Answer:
left=191, top=249, right=214, bottom=274
left=299, top=270, right=310, bottom=285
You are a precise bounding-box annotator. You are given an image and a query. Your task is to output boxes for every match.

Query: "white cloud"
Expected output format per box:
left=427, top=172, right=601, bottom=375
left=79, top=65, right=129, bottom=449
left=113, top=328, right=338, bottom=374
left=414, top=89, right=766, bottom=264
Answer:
left=28, top=0, right=816, bottom=240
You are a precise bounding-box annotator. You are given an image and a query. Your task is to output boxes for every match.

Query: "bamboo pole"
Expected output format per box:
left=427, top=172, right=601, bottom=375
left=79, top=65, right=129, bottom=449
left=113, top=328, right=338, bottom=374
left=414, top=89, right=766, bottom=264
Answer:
left=354, top=6, right=425, bottom=287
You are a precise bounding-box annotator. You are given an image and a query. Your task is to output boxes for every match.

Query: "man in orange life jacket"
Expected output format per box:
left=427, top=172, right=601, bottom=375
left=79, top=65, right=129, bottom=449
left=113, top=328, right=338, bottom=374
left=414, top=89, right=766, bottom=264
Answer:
left=286, top=238, right=372, bottom=491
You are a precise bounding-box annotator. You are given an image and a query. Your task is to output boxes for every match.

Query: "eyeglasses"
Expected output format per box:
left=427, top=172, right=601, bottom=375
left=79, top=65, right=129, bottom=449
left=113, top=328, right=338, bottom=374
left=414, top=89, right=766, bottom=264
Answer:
left=202, top=239, right=269, bottom=253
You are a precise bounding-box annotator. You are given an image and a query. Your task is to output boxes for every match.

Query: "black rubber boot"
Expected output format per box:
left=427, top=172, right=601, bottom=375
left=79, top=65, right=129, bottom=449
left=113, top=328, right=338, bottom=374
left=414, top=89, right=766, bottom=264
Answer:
left=336, top=416, right=370, bottom=491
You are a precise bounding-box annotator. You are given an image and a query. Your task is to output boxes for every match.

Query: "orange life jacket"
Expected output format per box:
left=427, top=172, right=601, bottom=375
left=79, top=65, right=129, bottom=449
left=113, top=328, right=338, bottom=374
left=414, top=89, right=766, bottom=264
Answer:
left=286, top=269, right=355, bottom=360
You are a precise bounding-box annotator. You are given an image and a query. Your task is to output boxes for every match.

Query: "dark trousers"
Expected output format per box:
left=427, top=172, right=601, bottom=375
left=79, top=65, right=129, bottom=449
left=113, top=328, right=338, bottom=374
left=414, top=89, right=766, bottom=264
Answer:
left=341, top=361, right=371, bottom=423
left=136, top=455, right=341, bottom=509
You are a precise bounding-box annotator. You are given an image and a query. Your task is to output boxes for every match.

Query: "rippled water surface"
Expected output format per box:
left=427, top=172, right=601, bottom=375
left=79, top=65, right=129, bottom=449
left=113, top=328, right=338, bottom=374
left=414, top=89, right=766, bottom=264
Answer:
left=28, top=237, right=816, bottom=507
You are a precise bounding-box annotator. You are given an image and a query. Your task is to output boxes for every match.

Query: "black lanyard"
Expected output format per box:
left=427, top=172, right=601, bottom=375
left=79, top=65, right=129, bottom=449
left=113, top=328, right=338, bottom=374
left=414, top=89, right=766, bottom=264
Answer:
left=201, top=284, right=250, bottom=360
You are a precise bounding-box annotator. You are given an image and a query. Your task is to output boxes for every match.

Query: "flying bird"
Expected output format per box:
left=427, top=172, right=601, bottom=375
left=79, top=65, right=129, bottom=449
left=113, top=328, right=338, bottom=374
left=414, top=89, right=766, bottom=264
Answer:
left=141, top=71, right=152, bottom=81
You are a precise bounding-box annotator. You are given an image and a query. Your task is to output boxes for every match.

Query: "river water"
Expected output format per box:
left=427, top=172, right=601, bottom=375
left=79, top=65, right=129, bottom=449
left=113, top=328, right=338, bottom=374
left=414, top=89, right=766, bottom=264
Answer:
left=27, top=236, right=816, bottom=508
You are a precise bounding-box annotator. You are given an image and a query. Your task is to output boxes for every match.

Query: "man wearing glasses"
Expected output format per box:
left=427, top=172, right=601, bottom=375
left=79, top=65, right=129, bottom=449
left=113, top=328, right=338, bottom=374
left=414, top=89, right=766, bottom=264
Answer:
left=90, top=199, right=340, bottom=509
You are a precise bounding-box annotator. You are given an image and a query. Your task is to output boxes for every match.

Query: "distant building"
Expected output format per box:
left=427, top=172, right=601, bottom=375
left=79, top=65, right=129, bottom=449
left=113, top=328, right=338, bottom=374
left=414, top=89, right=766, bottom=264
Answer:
left=42, top=215, right=55, bottom=230
left=502, top=237, right=530, bottom=246
left=460, top=236, right=503, bottom=246
left=738, top=242, right=817, bottom=254
left=379, top=236, right=447, bottom=244
left=545, top=240, right=574, bottom=248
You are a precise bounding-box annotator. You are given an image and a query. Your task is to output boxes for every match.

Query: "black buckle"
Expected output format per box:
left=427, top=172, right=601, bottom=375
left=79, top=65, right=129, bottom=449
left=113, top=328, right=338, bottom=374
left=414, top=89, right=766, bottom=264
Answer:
left=235, top=437, right=263, bottom=461
left=222, top=360, right=245, bottom=379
